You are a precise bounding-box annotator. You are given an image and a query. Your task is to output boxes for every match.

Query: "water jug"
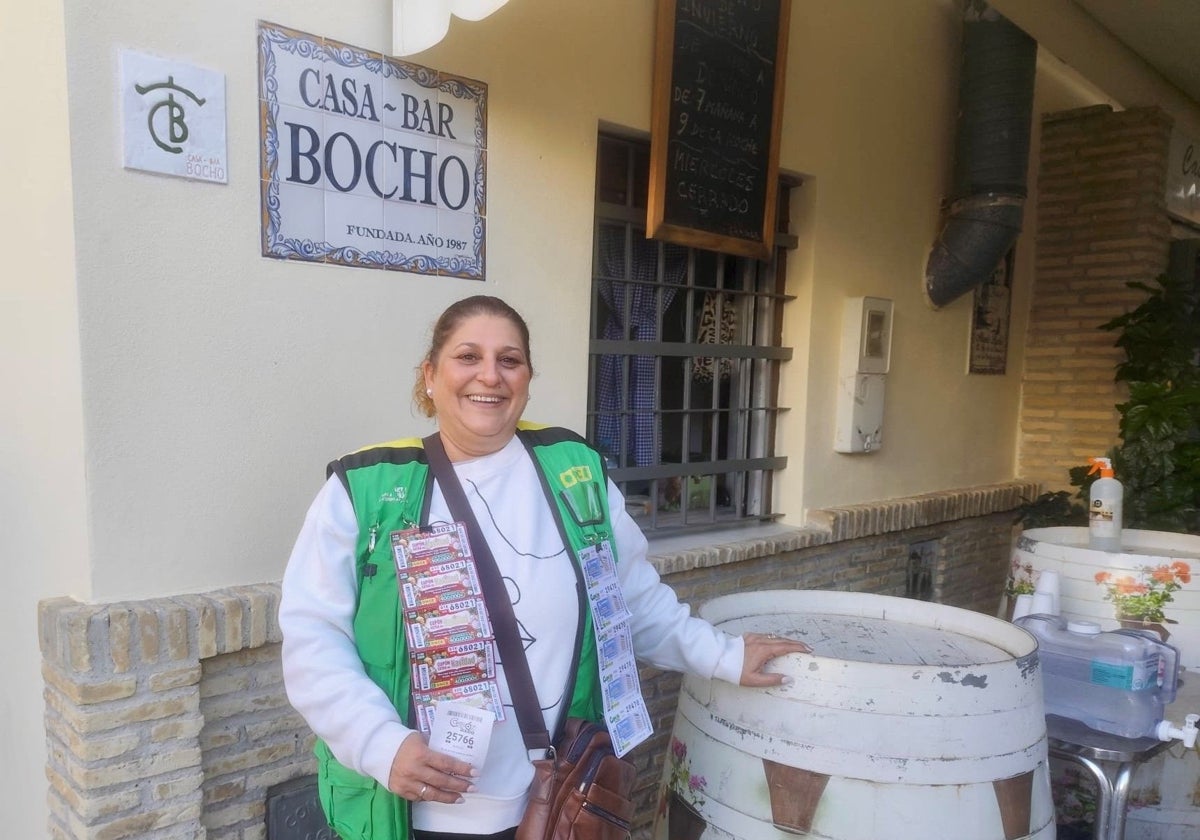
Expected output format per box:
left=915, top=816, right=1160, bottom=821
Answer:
left=1016, top=613, right=1178, bottom=738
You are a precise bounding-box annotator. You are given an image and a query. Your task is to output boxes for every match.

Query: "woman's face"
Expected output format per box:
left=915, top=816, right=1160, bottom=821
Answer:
left=422, top=313, right=532, bottom=460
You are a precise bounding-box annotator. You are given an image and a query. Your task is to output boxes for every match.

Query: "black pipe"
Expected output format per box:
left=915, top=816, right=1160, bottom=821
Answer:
left=926, top=4, right=1037, bottom=308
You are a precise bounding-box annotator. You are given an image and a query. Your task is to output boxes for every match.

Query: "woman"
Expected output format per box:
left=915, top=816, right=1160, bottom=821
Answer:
left=280, top=295, right=808, bottom=840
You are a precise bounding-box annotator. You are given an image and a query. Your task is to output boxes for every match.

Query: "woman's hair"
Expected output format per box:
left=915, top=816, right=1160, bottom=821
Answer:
left=413, top=295, right=533, bottom=417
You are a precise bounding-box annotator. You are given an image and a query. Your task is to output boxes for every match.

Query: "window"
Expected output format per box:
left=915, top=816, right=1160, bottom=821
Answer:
left=587, top=134, right=794, bottom=533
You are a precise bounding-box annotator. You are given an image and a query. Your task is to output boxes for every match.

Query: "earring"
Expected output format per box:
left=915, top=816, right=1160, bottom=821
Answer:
left=426, top=388, right=433, bottom=396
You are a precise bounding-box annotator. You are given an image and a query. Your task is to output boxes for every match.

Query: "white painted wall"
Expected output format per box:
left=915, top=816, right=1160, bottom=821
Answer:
left=7, top=0, right=1200, bottom=834
left=1, top=4, right=89, bottom=838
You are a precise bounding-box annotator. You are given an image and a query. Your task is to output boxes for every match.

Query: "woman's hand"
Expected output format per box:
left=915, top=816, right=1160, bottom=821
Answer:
left=739, top=632, right=811, bottom=687
left=388, top=732, right=479, bottom=803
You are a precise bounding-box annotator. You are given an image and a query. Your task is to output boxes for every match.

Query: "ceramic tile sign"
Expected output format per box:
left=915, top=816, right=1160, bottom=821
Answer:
left=1167, top=129, right=1200, bottom=227
left=121, top=50, right=228, bottom=184
left=257, top=22, right=487, bottom=279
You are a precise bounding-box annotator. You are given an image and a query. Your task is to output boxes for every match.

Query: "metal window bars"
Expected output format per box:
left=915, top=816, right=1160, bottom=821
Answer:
left=587, top=135, right=793, bottom=533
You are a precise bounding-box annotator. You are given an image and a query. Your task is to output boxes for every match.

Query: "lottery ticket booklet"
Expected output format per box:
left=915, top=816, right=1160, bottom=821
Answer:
left=578, top=540, right=653, bottom=756
left=391, top=523, right=504, bottom=730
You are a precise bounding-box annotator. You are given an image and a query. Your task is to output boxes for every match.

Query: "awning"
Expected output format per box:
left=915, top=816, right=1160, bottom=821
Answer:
left=393, top=0, right=511, bottom=56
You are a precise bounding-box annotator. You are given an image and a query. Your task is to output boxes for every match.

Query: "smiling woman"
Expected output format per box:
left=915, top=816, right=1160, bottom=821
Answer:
left=278, top=294, right=808, bottom=840
left=416, top=298, right=533, bottom=462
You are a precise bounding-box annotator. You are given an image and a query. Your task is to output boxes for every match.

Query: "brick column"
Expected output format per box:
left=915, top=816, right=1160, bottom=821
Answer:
left=38, top=585, right=305, bottom=840
left=1019, top=105, right=1173, bottom=491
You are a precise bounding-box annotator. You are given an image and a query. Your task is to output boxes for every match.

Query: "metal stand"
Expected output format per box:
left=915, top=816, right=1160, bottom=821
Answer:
left=1045, top=714, right=1173, bottom=840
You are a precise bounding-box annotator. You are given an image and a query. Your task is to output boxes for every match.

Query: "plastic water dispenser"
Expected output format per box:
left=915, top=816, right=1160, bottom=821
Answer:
left=1016, top=614, right=1179, bottom=739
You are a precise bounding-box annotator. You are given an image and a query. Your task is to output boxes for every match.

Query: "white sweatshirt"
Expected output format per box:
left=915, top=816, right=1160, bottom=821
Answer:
left=279, top=435, right=743, bottom=835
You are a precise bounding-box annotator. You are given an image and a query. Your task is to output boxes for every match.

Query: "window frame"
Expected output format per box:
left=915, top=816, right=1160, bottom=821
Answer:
left=586, top=133, right=797, bottom=534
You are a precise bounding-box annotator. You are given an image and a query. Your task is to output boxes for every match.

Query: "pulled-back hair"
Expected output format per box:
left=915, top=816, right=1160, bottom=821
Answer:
left=413, top=296, right=533, bottom=417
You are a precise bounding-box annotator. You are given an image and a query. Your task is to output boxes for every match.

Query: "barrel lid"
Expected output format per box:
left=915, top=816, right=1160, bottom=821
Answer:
left=737, top=613, right=1011, bottom=666
left=1020, top=526, right=1200, bottom=559
left=1067, top=620, right=1102, bottom=635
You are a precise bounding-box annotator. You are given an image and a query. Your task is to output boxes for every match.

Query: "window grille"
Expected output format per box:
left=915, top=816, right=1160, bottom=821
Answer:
left=587, top=134, right=794, bottom=533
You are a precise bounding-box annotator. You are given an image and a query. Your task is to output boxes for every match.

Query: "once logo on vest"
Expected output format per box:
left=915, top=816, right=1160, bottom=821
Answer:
left=558, top=466, right=593, bottom=487
left=379, top=485, right=408, bottom=503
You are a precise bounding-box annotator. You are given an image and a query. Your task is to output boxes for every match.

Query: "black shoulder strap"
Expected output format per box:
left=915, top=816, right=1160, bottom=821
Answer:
left=422, top=433, right=551, bottom=752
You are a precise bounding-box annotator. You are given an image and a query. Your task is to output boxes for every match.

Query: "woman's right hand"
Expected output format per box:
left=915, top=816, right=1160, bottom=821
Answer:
left=389, top=732, right=479, bottom=803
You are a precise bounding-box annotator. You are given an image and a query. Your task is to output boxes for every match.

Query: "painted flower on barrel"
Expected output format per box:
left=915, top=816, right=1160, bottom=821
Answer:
left=1005, top=556, right=1037, bottom=597
left=1094, top=562, right=1191, bottom=624
left=665, top=737, right=707, bottom=810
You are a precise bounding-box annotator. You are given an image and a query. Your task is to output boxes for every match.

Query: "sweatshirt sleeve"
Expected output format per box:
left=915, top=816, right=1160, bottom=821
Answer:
left=608, top=481, right=744, bottom=685
left=278, top=476, right=414, bottom=789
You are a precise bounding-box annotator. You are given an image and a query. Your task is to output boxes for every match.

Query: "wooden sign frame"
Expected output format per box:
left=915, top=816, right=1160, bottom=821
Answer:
left=647, top=0, right=791, bottom=261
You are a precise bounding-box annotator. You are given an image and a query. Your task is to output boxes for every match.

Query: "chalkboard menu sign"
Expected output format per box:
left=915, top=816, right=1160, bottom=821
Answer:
left=648, top=0, right=791, bottom=260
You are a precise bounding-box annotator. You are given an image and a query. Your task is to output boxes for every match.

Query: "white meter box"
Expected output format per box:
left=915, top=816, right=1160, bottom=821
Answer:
left=834, top=297, right=892, bottom=453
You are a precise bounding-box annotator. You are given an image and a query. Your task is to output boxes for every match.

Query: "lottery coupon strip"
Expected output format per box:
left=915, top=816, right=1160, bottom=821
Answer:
left=392, top=523, right=504, bottom=734
left=578, top=541, right=653, bottom=756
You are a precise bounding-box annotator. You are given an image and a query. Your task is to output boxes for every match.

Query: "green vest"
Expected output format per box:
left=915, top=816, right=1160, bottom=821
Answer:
left=314, top=424, right=613, bottom=840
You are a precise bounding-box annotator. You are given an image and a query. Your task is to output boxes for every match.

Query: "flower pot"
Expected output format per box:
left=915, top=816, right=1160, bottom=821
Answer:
left=668, top=790, right=707, bottom=840
left=1116, top=615, right=1171, bottom=642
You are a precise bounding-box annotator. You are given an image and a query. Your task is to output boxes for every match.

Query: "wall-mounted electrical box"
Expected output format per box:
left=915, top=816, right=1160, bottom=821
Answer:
left=834, top=296, right=893, bottom=454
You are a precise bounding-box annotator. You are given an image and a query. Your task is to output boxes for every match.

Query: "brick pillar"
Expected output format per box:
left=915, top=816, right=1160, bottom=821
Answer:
left=1018, top=105, right=1173, bottom=492
left=38, top=585, right=304, bottom=840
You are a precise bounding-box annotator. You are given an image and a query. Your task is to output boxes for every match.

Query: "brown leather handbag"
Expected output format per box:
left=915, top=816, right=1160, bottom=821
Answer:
left=516, top=718, right=637, bottom=840
left=423, top=435, right=638, bottom=840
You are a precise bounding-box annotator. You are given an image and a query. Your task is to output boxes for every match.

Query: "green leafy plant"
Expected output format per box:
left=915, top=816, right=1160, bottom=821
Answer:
left=1013, top=490, right=1087, bottom=530
left=1078, top=273, right=1200, bottom=534
left=1020, top=273, right=1200, bottom=534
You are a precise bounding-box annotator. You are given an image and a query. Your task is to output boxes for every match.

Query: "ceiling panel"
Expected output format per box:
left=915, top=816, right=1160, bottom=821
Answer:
left=1072, top=0, right=1200, bottom=103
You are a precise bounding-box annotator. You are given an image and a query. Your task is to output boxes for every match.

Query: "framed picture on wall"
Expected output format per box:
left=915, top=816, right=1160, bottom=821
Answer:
left=968, top=247, right=1014, bottom=375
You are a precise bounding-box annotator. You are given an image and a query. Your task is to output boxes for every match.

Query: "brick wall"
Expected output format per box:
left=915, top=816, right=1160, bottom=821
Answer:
left=1019, top=105, right=1173, bottom=491
left=39, top=587, right=312, bottom=840
left=39, top=480, right=1034, bottom=840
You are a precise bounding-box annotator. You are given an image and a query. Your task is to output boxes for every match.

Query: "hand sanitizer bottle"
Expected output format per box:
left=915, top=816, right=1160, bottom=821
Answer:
left=1088, top=457, right=1123, bottom=552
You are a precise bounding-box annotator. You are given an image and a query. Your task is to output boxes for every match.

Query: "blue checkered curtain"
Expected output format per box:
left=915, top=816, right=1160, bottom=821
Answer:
left=595, top=228, right=687, bottom=466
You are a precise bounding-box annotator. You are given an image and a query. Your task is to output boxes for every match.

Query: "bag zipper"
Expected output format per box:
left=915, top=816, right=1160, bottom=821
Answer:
left=581, top=800, right=631, bottom=831
left=577, top=744, right=614, bottom=792
left=565, top=722, right=607, bottom=763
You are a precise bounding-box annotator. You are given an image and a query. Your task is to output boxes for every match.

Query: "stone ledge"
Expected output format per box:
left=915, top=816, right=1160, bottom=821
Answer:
left=647, top=480, right=1038, bottom=576
left=647, top=523, right=829, bottom=576
left=808, top=480, right=1038, bottom=541
left=39, top=586, right=285, bottom=672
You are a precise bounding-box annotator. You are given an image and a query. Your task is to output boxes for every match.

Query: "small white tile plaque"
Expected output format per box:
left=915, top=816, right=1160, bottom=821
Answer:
left=120, top=50, right=228, bottom=184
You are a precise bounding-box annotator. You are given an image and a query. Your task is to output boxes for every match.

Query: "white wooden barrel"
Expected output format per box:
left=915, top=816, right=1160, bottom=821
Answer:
left=1013, top=527, right=1200, bottom=668
left=652, top=590, right=1054, bottom=840
left=1012, top=527, right=1200, bottom=840
left=1122, top=677, right=1200, bottom=840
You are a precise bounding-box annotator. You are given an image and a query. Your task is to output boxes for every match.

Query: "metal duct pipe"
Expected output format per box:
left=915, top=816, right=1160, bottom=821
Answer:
left=925, top=3, right=1037, bottom=308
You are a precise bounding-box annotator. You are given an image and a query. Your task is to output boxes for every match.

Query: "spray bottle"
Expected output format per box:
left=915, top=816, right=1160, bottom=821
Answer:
left=1087, top=457, right=1123, bottom=552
